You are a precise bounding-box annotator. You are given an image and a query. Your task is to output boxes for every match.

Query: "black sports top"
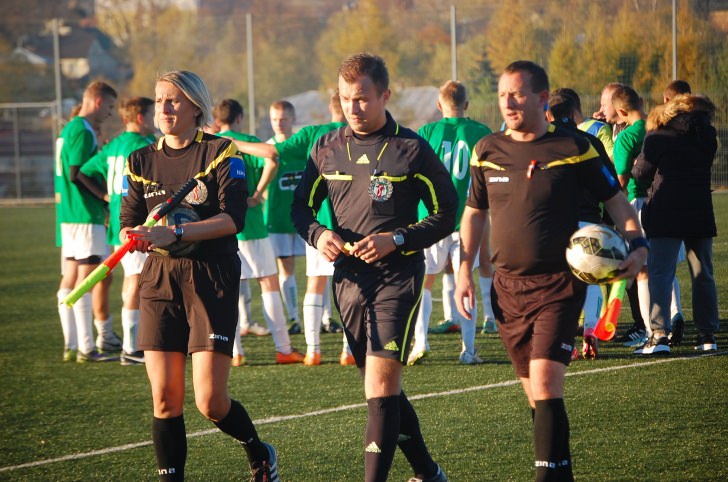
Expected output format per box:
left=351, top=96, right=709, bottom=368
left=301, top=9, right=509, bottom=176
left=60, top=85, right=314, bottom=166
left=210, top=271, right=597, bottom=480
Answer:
left=468, top=125, right=620, bottom=275
left=292, top=112, right=458, bottom=271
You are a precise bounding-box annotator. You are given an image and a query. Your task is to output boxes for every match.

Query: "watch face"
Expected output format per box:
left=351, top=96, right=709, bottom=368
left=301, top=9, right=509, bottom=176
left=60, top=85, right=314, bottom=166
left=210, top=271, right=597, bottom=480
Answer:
left=394, top=233, right=404, bottom=246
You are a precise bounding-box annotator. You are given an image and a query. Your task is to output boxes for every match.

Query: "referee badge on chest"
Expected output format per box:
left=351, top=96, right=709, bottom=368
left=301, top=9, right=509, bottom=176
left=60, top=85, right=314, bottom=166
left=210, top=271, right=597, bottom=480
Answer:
left=185, top=179, right=208, bottom=205
left=368, top=177, right=393, bottom=202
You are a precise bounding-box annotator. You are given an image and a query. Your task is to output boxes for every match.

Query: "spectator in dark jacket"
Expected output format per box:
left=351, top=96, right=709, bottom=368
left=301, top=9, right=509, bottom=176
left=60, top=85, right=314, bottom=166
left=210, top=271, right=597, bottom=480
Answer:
left=632, top=94, right=720, bottom=352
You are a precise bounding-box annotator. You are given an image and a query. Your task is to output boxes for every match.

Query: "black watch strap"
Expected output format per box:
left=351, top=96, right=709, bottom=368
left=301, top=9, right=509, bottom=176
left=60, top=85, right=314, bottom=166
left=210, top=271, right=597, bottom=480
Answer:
left=174, top=224, right=183, bottom=243
left=629, top=236, right=649, bottom=251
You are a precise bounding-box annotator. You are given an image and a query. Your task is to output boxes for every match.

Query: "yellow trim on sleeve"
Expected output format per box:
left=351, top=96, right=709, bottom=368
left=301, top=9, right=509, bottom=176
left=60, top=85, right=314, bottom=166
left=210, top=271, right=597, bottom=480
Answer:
left=414, top=173, right=439, bottom=214
left=135, top=135, right=236, bottom=185
left=471, top=160, right=505, bottom=170
left=308, top=175, right=325, bottom=208
left=544, top=143, right=599, bottom=168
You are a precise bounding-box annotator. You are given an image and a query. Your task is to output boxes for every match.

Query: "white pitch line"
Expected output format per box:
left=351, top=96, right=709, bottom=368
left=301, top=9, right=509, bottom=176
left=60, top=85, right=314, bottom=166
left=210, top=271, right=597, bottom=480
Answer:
left=1, top=351, right=724, bottom=474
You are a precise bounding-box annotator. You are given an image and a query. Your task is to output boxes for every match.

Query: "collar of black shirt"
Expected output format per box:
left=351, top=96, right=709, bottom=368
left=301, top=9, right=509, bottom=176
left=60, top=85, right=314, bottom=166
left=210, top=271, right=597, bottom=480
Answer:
left=346, top=111, right=397, bottom=144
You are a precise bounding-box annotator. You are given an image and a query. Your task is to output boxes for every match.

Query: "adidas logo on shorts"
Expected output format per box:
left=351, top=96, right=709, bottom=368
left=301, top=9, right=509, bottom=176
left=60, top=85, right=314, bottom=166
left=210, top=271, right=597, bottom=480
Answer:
left=365, top=442, right=382, bottom=453
left=384, top=340, right=399, bottom=351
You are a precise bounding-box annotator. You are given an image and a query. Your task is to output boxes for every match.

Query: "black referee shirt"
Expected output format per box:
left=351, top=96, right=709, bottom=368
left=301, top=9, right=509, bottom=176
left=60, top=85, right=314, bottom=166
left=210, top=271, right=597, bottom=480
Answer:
left=292, top=112, right=458, bottom=271
left=468, top=124, right=620, bottom=275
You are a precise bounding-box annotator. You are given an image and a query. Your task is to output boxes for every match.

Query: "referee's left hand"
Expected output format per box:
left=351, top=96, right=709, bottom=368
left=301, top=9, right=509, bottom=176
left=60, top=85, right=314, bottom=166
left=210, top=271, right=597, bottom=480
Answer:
left=348, top=233, right=396, bottom=264
left=611, top=246, right=648, bottom=282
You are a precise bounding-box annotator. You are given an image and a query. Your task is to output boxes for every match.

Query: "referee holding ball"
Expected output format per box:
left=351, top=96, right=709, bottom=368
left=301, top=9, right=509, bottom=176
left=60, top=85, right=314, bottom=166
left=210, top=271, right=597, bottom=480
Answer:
left=455, top=61, right=647, bottom=481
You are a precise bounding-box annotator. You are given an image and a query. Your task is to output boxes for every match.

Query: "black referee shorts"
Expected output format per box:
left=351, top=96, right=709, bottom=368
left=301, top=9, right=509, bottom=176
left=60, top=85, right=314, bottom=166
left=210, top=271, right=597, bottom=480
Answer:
left=333, top=261, right=425, bottom=368
left=492, top=270, right=585, bottom=377
left=138, top=254, right=241, bottom=356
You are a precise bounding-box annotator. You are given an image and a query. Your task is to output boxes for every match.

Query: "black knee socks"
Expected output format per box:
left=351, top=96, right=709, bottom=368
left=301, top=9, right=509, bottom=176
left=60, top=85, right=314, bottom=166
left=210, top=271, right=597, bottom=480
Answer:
left=213, top=399, right=268, bottom=464
left=365, top=395, right=400, bottom=482
left=152, top=415, right=186, bottom=481
left=397, top=391, right=438, bottom=479
left=534, top=398, right=573, bottom=482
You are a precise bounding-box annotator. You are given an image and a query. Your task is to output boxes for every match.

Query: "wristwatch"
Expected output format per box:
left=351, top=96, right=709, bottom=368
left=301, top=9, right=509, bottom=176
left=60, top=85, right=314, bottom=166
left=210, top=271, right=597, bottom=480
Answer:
left=174, top=224, right=184, bottom=243
left=629, top=236, right=649, bottom=251
left=392, top=232, right=405, bottom=248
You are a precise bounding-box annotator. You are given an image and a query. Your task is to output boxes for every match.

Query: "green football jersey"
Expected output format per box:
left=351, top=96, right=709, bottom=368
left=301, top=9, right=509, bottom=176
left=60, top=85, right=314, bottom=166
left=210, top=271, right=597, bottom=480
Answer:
left=613, top=119, right=649, bottom=201
left=271, top=121, right=345, bottom=231
left=417, top=117, right=492, bottom=228
left=80, top=131, right=153, bottom=245
left=54, top=116, right=106, bottom=245
left=218, top=130, right=267, bottom=241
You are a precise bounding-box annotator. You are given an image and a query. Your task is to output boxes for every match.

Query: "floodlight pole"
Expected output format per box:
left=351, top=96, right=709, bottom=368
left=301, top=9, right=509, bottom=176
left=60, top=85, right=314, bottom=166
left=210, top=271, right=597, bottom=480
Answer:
left=672, top=0, right=678, bottom=80
left=450, top=5, right=457, bottom=80
left=246, top=13, right=256, bottom=135
left=53, top=18, right=62, bottom=136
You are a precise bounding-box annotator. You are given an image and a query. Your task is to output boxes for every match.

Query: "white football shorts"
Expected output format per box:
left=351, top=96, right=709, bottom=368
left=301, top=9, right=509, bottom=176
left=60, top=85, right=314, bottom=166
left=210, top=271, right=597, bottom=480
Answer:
left=305, top=243, right=334, bottom=277
left=269, top=232, right=305, bottom=258
left=116, top=247, right=147, bottom=277
left=238, top=238, right=278, bottom=279
left=424, top=232, right=461, bottom=275
left=60, top=223, right=109, bottom=260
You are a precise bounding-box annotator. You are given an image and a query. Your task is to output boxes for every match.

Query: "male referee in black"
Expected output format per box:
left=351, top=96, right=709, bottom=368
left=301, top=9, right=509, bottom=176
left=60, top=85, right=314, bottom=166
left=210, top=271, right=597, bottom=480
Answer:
left=455, top=61, right=648, bottom=481
left=292, top=53, right=457, bottom=482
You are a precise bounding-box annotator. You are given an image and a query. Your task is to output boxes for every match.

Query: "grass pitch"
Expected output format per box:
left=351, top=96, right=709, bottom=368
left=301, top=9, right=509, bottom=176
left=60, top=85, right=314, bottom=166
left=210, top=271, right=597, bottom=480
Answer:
left=0, top=195, right=726, bottom=481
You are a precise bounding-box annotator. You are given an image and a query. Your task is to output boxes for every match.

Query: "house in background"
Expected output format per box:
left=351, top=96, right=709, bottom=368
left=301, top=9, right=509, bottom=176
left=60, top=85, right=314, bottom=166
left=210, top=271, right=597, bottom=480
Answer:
left=12, top=19, right=130, bottom=85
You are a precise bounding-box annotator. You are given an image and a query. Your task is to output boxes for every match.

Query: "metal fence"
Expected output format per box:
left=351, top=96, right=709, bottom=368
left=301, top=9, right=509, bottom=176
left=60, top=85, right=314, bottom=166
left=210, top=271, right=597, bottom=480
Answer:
left=1, top=0, right=726, bottom=201
left=0, top=102, right=57, bottom=200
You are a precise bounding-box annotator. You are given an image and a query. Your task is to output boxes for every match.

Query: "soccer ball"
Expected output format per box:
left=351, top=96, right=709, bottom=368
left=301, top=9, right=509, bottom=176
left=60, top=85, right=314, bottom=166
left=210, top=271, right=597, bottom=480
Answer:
left=565, top=224, right=629, bottom=284
left=146, top=203, right=200, bottom=257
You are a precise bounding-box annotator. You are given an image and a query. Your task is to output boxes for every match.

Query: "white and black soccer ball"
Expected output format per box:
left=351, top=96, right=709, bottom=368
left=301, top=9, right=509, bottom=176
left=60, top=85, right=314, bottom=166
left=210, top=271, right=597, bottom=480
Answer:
left=146, top=203, right=200, bottom=257
left=565, top=224, right=629, bottom=285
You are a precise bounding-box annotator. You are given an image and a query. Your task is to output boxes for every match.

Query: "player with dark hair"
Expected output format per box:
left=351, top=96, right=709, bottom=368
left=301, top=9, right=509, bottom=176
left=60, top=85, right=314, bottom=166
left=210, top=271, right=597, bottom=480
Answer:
left=292, top=53, right=456, bottom=482
left=553, top=87, right=615, bottom=159
left=455, top=60, right=647, bottom=481
left=80, top=96, right=156, bottom=365
left=230, top=90, right=354, bottom=364
left=55, top=80, right=120, bottom=363
left=213, top=98, right=304, bottom=367
left=120, top=71, right=279, bottom=481
left=547, top=88, right=619, bottom=359
left=663, top=79, right=691, bottom=103
left=213, top=99, right=271, bottom=341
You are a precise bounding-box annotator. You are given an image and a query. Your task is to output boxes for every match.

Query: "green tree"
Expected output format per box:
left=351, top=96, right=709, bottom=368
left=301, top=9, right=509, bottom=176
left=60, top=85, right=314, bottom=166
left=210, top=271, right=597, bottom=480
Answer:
left=483, top=0, right=550, bottom=75
left=314, top=0, right=400, bottom=89
left=547, top=1, right=630, bottom=96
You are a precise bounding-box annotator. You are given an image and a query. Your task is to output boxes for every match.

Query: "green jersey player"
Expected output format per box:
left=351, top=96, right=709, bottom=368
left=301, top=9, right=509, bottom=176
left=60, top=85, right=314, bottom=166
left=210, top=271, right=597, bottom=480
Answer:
left=55, top=81, right=118, bottom=363
left=80, top=97, right=155, bottom=365
left=612, top=85, right=658, bottom=354
left=266, top=100, right=304, bottom=333
left=410, top=80, right=493, bottom=366
left=229, top=91, right=352, bottom=365
left=214, top=99, right=303, bottom=366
